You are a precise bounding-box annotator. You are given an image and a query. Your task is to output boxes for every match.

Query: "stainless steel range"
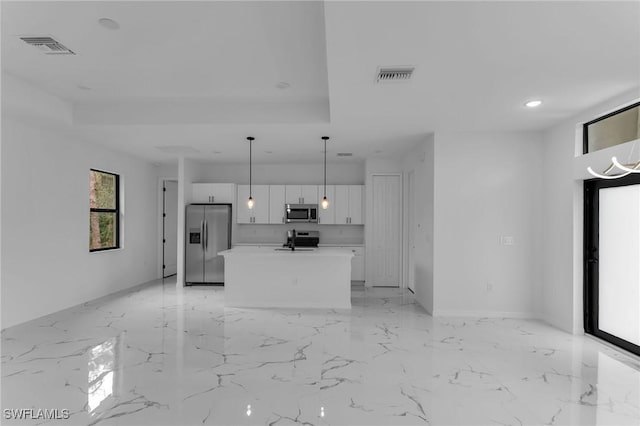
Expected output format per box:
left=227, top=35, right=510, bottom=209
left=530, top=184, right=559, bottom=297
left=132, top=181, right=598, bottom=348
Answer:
left=284, top=230, right=319, bottom=250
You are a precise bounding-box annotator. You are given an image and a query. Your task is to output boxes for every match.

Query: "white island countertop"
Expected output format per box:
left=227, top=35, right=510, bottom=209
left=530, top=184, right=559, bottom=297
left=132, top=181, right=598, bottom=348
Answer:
left=219, top=246, right=354, bottom=257
left=218, top=246, right=353, bottom=309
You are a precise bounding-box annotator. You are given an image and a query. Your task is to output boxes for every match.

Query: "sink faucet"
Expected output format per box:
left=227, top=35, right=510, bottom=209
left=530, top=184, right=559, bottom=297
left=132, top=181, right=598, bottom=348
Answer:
left=288, top=229, right=296, bottom=251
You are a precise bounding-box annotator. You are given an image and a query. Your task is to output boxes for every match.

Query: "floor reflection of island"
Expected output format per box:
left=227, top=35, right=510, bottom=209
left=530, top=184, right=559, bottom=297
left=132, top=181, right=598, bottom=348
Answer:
left=219, top=246, right=353, bottom=309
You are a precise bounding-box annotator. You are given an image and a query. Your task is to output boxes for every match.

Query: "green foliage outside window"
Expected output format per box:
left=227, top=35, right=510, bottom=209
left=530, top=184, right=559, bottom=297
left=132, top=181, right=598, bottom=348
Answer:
left=90, top=170, right=119, bottom=251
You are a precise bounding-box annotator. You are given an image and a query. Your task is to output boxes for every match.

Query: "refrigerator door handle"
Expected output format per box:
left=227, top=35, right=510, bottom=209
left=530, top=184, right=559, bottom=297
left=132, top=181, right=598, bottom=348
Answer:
left=200, top=220, right=205, bottom=251
left=204, top=220, right=209, bottom=251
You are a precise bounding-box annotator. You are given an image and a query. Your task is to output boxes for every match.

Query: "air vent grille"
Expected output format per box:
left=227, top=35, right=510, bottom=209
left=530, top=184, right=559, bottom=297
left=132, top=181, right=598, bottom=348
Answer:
left=336, top=153, right=353, bottom=157
left=19, top=36, right=75, bottom=55
left=376, top=66, right=414, bottom=83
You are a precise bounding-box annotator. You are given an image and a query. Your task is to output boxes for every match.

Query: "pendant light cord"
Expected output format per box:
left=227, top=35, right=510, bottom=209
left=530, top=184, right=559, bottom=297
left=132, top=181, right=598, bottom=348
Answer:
left=324, top=138, right=327, bottom=197
left=322, top=136, right=329, bottom=198
left=247, top=136, right=254, bottom=199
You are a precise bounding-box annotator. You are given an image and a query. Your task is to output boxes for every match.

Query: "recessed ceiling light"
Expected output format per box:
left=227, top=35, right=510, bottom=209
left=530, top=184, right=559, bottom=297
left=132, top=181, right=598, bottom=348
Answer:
left=524, top=99, right=542, bottom=108
left=276, top=82, right=290, bottom=90
left=98, top=18, right=120, bottom=30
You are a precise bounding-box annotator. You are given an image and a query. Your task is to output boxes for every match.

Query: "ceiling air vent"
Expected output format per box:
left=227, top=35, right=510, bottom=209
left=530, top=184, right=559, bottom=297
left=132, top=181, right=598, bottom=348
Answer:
left=336, top=152, right=353, bottom=157
left=376, top=66, right=414, bottom=83
left=19, top=36, right=75, bottom=55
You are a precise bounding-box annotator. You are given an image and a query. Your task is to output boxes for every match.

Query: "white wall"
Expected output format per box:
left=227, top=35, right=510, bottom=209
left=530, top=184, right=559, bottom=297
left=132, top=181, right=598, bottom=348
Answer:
left=1, top=73, right=158, bottom=328
left=193, top=161, right=364, bottom=185
left=403, top=136, right=435, bottom=313
left=433, top=131, right=543, bottom=318
left=541, top=90, right=640, bottom=333
left=176, top=157, right=196, bottom=285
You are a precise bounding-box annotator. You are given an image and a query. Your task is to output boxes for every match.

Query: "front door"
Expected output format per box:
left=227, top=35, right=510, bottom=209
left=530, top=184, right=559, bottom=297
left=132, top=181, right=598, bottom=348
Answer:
left=584, top=174, right=640, bottom=356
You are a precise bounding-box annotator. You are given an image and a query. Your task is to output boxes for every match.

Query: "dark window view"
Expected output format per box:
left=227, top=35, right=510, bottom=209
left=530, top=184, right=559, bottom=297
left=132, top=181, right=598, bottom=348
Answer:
left=89, top=169, right=119, bottom=251
left=584, top=102, right=640, bottom=153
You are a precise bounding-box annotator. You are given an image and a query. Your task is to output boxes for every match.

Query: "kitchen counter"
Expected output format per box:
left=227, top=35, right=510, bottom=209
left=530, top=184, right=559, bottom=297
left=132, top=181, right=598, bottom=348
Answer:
left=218, top=246, right=353, bottom=309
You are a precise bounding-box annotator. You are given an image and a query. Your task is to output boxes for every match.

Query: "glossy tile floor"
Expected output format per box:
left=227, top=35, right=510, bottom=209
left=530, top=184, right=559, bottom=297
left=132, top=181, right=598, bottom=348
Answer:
left=2, top=280, right=640, bottom=426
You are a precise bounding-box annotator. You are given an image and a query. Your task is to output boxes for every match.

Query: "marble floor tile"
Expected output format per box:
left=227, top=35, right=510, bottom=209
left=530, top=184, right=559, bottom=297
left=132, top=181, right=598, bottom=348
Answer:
left=2, top=279, right=639, bottom=425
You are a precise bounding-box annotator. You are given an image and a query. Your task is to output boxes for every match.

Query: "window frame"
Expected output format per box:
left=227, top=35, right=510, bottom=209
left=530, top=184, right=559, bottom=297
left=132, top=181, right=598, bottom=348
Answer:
left=583, top=101, right=640, bottom=155
left=89, top=168, right=121, bottom=252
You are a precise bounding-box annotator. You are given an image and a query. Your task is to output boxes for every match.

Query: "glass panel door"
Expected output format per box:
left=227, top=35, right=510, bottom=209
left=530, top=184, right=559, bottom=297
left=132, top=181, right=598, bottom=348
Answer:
left=584, top=174, right=640, bottom=355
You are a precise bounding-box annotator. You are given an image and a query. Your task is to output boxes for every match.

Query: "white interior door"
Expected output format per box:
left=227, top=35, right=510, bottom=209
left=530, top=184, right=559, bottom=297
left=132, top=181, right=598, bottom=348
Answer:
left=163, top=180, right=178, bottom=277
left=371, top=174, right=402, bottom=287
left=407, top=170, right=415, bottom=292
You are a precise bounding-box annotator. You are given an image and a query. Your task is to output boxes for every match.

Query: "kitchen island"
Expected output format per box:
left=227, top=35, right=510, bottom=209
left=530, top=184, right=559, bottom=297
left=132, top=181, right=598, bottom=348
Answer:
left=218, top=246, right=353, bottom=309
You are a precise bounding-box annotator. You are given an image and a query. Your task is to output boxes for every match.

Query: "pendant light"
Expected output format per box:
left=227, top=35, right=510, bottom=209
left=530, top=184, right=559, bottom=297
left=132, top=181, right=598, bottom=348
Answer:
left=321, top=136, right=330, bottom=209
left=247, top=137, right=255, bottom=209
left=587, top=140, right=640, bottom=179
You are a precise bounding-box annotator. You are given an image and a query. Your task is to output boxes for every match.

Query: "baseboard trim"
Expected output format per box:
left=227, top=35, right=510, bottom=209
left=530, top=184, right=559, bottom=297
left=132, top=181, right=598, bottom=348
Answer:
left=432, top=309, right=540, bottom=319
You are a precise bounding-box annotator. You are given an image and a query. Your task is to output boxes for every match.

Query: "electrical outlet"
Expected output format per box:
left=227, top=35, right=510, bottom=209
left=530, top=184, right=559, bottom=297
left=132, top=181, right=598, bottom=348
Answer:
left=500, top=236, right=515, bottom=246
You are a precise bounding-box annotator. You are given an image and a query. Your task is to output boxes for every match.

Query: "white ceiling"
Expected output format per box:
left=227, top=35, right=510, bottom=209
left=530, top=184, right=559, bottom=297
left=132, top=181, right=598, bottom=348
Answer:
left=2, top=1, right=639, bottom=164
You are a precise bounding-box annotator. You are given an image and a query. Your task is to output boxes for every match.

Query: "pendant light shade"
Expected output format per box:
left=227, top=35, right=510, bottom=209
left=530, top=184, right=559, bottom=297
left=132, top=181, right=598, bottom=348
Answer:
left=321, top=136, right=330, bottom=209
left=247, top=137, right=255, bottom=209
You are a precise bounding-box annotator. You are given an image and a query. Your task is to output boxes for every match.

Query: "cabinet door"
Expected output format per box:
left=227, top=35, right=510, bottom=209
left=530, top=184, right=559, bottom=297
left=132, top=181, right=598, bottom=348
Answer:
left=269, top=185, right=286, bottom=224
left=236, top=185, right=252, bottom=223
left=253, top=185, right=270, bottom=224
left=192, top=183, right=235, bottom=203
left=192, top=183, right=212, bottom=203
left=349, top=185, right=364, bottom=225
left=300, top=185, right=318, bottom=205
left=285, top=185, right=301, bottom=204
left=317, top=185, right=335, bottom=224
left=334, top=185, right=350, bottom=224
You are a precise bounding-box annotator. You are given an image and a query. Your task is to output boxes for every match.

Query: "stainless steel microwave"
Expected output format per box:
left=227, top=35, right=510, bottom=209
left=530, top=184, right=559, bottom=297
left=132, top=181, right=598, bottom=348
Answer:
left=285, top=204, right=318, bottom=223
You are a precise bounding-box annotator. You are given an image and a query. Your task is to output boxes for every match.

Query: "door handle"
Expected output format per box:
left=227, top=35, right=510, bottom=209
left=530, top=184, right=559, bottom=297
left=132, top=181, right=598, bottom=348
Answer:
left=204, top=220, right=208, bottom=251
left=200, top=220, right=205, bottom=251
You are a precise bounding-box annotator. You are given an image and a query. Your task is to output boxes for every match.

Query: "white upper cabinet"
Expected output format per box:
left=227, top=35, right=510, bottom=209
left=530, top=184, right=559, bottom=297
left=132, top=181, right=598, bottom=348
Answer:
left=285, top=185, right=318, bottom=205
left=269, top=185, right=286, bottom=224
left=237, top=185, right=269, bottom=224
left=334, top=185, right=364, bottom=225
left=349, top=185, right=364, bottom=225
left=301, top=185, right=318, bottom=205
left=192, top=183, right=235, bottom=204
left=317, top=185, right=335, bottom=225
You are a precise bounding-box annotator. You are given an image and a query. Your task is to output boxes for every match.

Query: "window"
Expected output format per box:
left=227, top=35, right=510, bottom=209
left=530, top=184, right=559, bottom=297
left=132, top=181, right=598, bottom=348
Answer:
left=583, top=101, right=640, bottom=154
left=89, top=169, right=120, bottom=251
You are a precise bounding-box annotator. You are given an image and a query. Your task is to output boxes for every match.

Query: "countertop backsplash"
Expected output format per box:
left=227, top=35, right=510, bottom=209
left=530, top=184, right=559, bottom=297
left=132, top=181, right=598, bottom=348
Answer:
left=235, top=223, right=364, bottom=246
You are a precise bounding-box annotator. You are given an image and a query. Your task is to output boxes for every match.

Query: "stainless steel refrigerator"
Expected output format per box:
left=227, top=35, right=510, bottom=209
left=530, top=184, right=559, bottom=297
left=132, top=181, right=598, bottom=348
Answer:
left=185, top=204, right=231, bottom=285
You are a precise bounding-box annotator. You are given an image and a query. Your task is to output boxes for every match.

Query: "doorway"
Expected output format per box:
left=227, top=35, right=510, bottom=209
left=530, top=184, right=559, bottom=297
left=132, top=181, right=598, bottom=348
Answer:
left=163, top=180, right=178, bottom=278
left=584, top=174, right=640, bottom=356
